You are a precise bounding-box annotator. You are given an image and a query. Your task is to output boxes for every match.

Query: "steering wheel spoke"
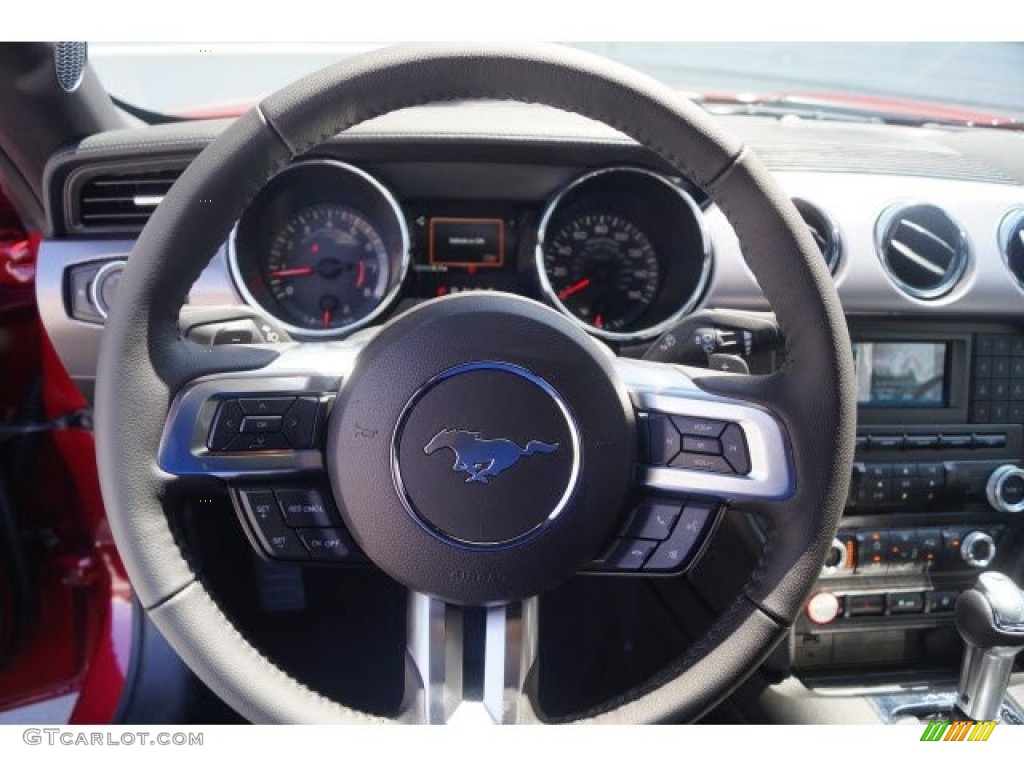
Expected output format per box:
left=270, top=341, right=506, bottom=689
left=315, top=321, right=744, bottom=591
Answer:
left=157, top=338, right=364, bottom=479
left=617, top=357, right=794, bottom=503
left=403, top=593, right=538, bottom=724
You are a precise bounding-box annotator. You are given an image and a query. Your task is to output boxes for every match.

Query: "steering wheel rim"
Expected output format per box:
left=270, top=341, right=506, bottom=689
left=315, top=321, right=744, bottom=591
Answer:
left=95, top=43, right=856, bottom=724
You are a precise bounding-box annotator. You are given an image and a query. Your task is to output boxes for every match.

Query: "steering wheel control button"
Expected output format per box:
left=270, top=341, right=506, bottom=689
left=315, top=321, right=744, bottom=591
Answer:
left=681, top=435, right=720, bottom=455
left=240, top=415, right=282, bottom=433
left=598, top=539, right=657, bottom=570
left=394, top=363, right=579, bottom=547
left=275, top=489, right=338, bottom=528
left=296, top=528, right=361, bottom=562
left=621, top=500, right=682, bottom=541
left=644, top=413, right=681, bottom=465
left=644, top=501, right=714, bottom=572
left=238, top=490, right=308, bottom=561
left=239, top=397, right=296, bottom=415
left=226, top=432, right=290, bottom=451
left=720, top=424, right=750, bottom=474
left=670, top=452, right=732, bottom=474
left=281, top=397, right=321, bottom=449
left=806, top=592, right=842, bottom=625
left=670, top=416, right=726, bottom=438
left=207, top=400, right=244, bottom=451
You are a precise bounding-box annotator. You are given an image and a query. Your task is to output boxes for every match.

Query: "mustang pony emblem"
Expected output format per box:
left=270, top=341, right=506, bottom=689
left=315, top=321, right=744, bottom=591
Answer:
left=423, top=428, right=560, bottom=484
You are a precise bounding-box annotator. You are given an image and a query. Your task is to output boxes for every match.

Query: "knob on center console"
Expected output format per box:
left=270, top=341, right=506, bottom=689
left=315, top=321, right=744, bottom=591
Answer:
left=987, top=464, right=1024, bottom=514
left=961, top=531, right=996, bottom=568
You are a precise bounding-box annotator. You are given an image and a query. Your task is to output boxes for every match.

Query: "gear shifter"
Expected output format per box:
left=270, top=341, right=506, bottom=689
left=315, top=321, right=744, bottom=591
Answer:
left=954, top=572, right=1024, bottom=721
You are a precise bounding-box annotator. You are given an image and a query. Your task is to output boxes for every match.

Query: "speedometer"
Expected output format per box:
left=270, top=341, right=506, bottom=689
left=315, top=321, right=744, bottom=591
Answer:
left=265, top=204, right=389, bottom=331
left=542, top=214, right=660, bottom=332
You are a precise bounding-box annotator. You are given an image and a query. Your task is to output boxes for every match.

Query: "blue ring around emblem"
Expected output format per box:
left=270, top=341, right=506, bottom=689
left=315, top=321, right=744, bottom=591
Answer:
left=390, top=361, right=582, bottom=550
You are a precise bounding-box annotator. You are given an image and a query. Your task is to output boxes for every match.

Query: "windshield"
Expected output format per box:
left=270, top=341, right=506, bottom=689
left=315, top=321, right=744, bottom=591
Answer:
left=89, top=42, right=1024, bottom=122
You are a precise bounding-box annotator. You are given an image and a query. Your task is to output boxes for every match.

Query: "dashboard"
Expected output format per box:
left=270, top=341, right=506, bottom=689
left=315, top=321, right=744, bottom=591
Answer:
left=34, top=102, right=1024, bottom=690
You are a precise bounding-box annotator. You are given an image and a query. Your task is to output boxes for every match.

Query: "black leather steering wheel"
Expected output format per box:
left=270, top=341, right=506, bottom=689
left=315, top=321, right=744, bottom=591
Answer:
left=95, top=43, right=856, bottom=724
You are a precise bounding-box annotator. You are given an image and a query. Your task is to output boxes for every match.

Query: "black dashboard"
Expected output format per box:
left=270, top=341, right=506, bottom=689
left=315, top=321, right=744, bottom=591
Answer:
left=34, top=101, right=1024, bottom=698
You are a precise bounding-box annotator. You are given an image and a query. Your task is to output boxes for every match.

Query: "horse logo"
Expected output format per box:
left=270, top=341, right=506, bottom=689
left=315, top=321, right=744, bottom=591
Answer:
left=423, top=428, right=560, bottom=484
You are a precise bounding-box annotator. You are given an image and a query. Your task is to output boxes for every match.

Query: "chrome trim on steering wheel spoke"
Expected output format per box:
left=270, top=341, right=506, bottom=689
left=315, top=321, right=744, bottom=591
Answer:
left=404, top=593, right=538, bottom=725
left=614, top=357, right=794, bottom=501
left=157, top=338, right=367, bottom=478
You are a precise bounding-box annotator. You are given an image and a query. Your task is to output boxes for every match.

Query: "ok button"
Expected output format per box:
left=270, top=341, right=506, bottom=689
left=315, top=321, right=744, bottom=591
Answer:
left=241, top=415, right=283, bottom=433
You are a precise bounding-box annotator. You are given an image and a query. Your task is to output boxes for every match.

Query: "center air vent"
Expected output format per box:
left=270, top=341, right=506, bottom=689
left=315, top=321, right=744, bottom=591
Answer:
left=999, top=208, right=1024, bottom=290
left=792, top=198, right=841, bottom=274
left=71, top=166, right=184, bottom=232
left=876, top=203, right=969, bottom=299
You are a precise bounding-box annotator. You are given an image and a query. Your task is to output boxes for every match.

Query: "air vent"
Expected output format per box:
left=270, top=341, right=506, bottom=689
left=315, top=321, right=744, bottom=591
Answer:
left=72, top=166, right=183, bottom=232
left=792, top=198, right=841, bottom=274
left=876, top=203, right=969, bottom=299
left=1000, top=208, right=1024, bottom=290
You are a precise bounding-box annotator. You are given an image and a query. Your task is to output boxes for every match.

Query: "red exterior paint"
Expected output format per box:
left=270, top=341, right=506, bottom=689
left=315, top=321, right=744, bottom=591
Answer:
left=0, top=205, right=130, bottom=722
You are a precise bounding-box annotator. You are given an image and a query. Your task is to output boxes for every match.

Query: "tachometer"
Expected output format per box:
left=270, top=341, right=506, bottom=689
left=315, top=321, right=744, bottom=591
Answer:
left=229, top=160, right=409, bottom=338
left=542, top=214, right=660, bottom=332
left=265, top=204, right=388, bottom=331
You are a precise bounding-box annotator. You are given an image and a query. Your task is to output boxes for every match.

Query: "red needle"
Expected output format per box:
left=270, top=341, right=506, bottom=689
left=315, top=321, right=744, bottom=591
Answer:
left=270, top=266, right=314, bottom=278
left=594, top=314, right=604, bottom=329
left=356, top=260, right=366, bottom=289
left=322, top=310, right=332, bottom=329
left=557, top=277, right=591, bottom=300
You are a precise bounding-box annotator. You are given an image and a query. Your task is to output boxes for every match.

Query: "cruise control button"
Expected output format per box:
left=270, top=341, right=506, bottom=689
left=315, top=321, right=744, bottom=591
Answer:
left=297, top=527, right=359, bottom=562
left=208, top=400, right=244, bottom=451
left=239, top=397, right=296, bottom=415
left=670, top=416, right=726, bottom=438
left=644, top=501, right=713, bottom=572
left=669, top=452, right=733, bottom=473
left=240, top=415, right=283, bottom=433
left=226, top=432, right=290, bottom=451
left=645, top=413, right=680, bottom=465
left=621, top=500, right=681, bottom=541
left=282, top=397, right=320, bottom=449
left=238, top=490, right=308, bottom=561
left=720, top=424, right=751, bottom=475
left=276, top=488, right=338, bottom=527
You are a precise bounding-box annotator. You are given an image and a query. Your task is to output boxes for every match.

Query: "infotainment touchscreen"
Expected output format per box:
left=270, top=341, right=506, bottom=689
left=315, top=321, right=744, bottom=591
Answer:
left=854, top=341, right=948, bottom=406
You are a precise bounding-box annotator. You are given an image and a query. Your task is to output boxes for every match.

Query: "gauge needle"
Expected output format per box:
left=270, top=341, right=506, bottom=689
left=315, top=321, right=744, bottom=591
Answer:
left=322, top=310, right=332, bottom=329
left=594, top=314, right=604, bottom=329
left=355, top=261, right=366, bottom=289
left=270, top=266, right=315, bottom=278
left=557, top=277, right=591, bottom=300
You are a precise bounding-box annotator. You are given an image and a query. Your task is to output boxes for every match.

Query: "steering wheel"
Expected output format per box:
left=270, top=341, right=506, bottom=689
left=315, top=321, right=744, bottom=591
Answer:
left=95, top=43, right=855, bottom=724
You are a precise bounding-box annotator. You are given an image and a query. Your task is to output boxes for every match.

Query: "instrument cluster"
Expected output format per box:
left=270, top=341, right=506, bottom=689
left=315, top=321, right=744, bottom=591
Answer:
left=229, top=162, right=713, bottom=343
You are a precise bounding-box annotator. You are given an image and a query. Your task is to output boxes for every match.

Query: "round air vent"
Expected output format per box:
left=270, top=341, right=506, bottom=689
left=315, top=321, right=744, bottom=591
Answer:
left=999, top=207, right=1024, bottom=290
left=876, top=203, right=969, bottom=299
left=793, top=198, right=841, bottom=274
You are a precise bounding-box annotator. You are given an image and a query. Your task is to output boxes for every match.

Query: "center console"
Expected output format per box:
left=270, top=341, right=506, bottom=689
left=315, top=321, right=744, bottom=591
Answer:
left=793, top=321, right=1024, bottom=675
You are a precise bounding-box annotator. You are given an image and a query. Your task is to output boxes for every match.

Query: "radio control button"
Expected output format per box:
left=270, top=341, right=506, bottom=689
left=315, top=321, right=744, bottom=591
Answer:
left=892, top=463, right=917, bottom=478
left=926, top=591, right=959, bottom=612
left=720, top=424, right=751, bottom=475
left=645, top=413, right=680, bottom=465
left=961, top=531, right=996, bottom=568
left=868, top=435, right=904, bottom=450
left=904, top=434, right=939, bottom=450
left=918, top=529, right=942, bottom=566
left=974, top=433, right=1007, bottom=449
left=938, top=434, right=972, bottom=449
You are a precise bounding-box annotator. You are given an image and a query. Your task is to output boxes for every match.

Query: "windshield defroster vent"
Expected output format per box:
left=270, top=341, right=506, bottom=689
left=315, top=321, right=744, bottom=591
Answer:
left=875, top=203, right=969, bottom=300
left=792, top=199, right=841, bottom=275
left=70, top=166, right=184, bottom=233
